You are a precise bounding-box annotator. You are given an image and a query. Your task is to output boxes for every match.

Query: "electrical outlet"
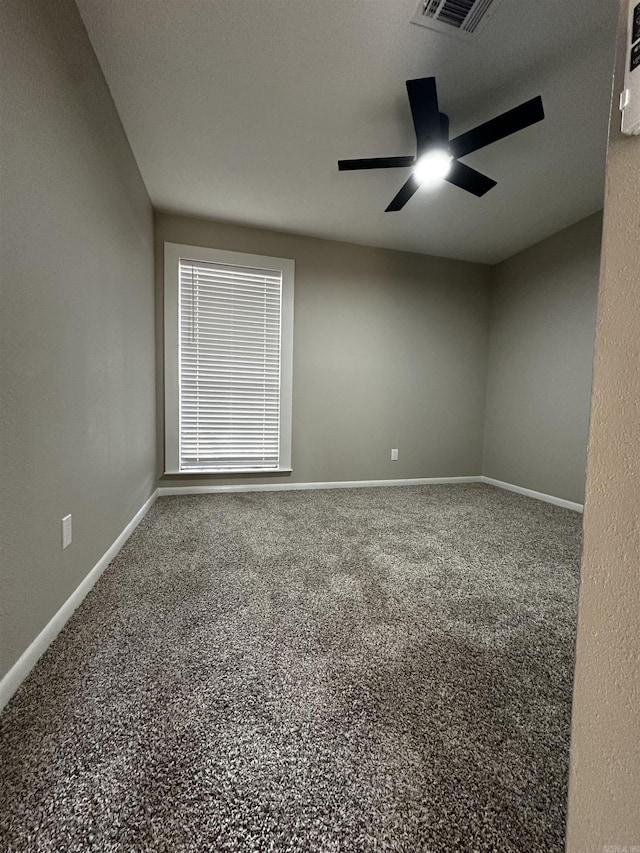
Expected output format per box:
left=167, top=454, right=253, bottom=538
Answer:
left=61, top=514, right=72, bottom=549
left=391, top=448, right=399, bottom=461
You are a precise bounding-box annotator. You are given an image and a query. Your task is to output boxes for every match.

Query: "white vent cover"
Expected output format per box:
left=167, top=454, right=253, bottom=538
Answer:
left=411, top=0, right=503, bottom=38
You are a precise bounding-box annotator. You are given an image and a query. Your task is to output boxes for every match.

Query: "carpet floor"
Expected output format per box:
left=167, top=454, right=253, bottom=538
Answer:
left=0, top=484, right=582, bottom=852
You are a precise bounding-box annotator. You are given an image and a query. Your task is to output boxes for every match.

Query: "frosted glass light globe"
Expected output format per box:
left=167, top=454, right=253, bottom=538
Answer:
left=413, top=149, right=453, bottom=186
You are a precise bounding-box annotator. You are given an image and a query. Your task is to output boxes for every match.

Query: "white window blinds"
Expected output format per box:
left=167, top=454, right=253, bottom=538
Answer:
left=178, top=259, right=283, bottom=471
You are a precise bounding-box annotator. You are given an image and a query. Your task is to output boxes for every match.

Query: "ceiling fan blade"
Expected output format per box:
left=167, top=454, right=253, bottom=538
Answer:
left=445, top=160, right=497, bottom=197
left=449, top=96, right=545, bottom=160
left=338, top=156, right=415, bottom=171
left=406, top=77, right=443, bottom=153
left=385, top=175, right=420, bottom=212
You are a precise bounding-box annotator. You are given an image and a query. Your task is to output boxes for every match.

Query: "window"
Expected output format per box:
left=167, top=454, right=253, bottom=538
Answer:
left=164, top=243, right=294, bottom=474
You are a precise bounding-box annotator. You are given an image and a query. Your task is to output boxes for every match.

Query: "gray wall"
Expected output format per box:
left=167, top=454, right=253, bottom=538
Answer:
left=567, top=0, right=640, bottom=844
left=0, top=0, right=156, bottom=679
left=482, top=213, right=602, bottom=504
left=155, top=213, right=492, bottom=488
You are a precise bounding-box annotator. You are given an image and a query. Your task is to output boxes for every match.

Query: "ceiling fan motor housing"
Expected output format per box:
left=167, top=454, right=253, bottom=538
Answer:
left=438, top=113, right=450, bottom=146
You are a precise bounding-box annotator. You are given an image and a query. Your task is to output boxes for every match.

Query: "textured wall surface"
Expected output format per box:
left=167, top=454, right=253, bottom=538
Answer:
left=155, top=213, right=492, bottom=488
left=0, top=0, right=156, bottom=679
left=566, top=1, right=640, bottom=847
left=483, top=213, right=602, bottom=504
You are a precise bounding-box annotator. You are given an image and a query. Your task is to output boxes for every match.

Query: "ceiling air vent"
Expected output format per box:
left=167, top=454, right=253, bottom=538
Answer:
left=411, top=0, right=503, bottom=38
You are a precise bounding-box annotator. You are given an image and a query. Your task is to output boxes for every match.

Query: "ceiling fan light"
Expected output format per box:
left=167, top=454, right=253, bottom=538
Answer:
left=413, top=149, right=453, bottom=186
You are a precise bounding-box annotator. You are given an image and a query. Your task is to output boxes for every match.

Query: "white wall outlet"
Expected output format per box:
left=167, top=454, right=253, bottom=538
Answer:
left=391, top=448, right=399, bottom=461
left=61, top=514, right=72, bottom=549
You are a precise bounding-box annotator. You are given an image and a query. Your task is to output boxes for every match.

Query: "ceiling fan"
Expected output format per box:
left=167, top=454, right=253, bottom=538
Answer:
left=338, top=77, right=544, bottom=211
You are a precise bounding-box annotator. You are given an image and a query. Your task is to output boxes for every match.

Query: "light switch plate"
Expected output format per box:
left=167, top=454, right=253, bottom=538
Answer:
left=62, top=514, right=72, bottom=549
left=621, top=0, right=640, bottom=134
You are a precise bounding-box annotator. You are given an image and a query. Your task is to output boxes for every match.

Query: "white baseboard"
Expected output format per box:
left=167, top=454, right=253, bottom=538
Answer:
left=158, top=475, right=583, bottom=512
left=0, top=490, right=158, bottom=713
left=480, top=476, right=583, bottom=512
left=158, top=476, right=482, bottom=496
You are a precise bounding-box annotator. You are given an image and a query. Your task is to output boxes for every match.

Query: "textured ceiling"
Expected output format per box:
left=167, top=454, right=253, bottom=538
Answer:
left=76, top=0, right=617, bottom=263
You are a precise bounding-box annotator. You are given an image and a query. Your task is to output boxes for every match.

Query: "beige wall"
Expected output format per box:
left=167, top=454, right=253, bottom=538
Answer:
left=566, top=1, right=640, bottom=847
left=155, top=213, right=492, bottom=489
left=0, top=0, right=156, bottom=680
left=483, top=213, right=602, bottom=504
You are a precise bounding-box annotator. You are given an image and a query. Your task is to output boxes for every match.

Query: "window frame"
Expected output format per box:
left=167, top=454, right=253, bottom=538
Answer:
left=163, top=241, right=294, bottom=475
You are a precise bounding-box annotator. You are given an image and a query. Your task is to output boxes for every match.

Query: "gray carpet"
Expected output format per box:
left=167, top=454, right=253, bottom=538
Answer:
left=0, top=484, right=582, bottom=852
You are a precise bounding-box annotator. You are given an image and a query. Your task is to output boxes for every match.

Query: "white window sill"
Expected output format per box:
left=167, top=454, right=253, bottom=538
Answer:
left=163, top=468, right=293, bottom=476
